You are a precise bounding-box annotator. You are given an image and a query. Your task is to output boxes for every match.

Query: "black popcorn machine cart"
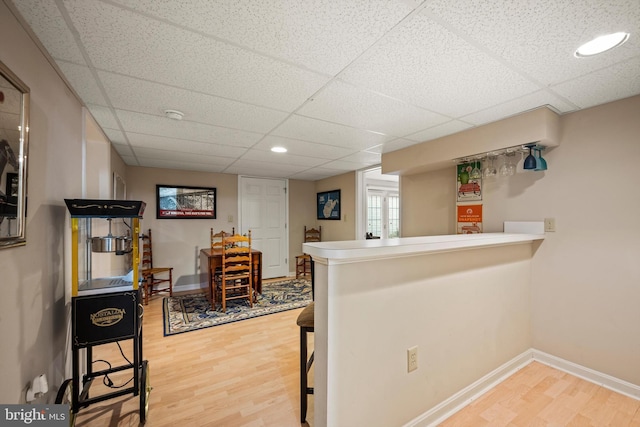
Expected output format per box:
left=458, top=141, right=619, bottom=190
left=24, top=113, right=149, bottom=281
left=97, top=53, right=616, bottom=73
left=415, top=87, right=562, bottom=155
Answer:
left=58, top=199, right=150, bottom=425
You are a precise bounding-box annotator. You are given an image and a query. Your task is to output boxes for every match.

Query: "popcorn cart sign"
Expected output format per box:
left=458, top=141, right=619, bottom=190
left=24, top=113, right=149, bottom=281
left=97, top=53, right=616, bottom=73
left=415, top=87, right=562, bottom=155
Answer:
left=457, top=204, right=483, bottom=234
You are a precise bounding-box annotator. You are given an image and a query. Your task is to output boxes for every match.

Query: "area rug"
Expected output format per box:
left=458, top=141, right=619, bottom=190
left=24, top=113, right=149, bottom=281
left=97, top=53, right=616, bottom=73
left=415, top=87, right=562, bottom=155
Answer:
left=163, top=278, right=312, bottom=336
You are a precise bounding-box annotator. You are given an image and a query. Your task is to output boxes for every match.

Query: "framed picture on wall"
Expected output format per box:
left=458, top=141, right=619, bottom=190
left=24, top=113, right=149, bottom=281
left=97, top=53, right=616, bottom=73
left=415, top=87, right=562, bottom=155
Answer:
left=156, top=184, right=216, bottom=219
left=317, top=189, right=340, bottom=220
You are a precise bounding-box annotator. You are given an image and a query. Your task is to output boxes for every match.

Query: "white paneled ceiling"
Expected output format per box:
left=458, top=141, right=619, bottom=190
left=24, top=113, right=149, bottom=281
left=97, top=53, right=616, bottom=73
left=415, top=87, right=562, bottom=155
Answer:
left=9, top=0, right=640, bottom=180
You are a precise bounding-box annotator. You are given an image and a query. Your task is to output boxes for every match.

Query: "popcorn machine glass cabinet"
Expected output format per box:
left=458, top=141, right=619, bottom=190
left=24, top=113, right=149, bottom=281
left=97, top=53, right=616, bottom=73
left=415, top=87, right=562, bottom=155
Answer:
left=65, top=199, right=145, bottom=296
left=72, top=215, right=140, bottom=296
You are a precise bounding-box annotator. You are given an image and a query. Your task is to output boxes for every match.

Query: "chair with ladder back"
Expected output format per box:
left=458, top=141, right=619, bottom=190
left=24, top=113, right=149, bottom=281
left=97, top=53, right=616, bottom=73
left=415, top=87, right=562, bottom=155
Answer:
left=140, top=229, right=173, bottom=305
left=212, top=230, right=253, bottom=312
left=295, top=226, right=321, bottom=279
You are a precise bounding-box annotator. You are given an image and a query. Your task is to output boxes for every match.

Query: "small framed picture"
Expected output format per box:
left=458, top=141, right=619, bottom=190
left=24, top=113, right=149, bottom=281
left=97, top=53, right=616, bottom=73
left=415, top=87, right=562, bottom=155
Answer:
left=317, top=189, right=340, bottom=220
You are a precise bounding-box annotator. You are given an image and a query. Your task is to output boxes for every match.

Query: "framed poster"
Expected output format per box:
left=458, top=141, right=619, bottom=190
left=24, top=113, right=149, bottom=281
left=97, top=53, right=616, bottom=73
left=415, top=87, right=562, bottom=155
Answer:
left=457, top=204, right=483, bottom=234
left=457, top=162, right=482, bottom=202
left=156, top=184, right=216, bottom=219
left=317, top=189, right=340, bottom=220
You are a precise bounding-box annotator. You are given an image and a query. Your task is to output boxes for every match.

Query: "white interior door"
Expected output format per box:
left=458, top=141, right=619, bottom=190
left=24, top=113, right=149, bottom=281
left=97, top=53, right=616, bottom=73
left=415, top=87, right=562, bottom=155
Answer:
left=239, top=176, right=288, bottom=279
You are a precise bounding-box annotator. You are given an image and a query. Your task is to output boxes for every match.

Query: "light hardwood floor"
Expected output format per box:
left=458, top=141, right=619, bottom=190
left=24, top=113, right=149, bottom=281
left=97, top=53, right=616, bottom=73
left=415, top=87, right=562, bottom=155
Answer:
left=69, top=288, right=638, bottom=427
left=439, top=361, right=640, bottom=427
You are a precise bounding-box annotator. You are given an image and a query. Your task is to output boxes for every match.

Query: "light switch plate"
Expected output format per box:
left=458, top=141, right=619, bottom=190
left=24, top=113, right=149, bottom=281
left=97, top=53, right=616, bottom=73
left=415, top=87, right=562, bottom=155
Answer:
left=544, top=218, right=556, bottom=232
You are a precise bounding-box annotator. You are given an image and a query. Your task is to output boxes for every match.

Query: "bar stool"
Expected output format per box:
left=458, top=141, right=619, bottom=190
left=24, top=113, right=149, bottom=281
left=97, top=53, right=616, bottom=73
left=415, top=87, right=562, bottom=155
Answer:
left=296, top=302, right=314, bottom=423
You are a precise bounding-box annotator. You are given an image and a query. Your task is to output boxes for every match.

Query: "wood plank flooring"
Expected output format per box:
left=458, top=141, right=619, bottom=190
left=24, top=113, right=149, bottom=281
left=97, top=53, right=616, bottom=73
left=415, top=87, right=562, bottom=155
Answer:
left=69, top=285, right=638, bottom=426
left=439, top=361, right=640, bottom=427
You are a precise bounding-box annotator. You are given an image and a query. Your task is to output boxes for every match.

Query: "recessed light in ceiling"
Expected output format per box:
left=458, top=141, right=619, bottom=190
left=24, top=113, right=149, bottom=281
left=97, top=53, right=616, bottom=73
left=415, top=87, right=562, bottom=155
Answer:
left=271, top=146, right=287, bottom=153
left=164, top=109, right=184, bottom=120
left=575, top=32, right=630, bottom=57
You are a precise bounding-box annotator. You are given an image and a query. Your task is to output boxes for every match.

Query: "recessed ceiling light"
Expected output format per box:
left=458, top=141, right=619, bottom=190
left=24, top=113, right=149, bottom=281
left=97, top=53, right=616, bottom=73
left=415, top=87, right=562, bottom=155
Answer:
left=164, top=109, right=184, bottom=120
left=575, top=32, right=630, bottom=57
left=271, top=146, right=287, bottom=153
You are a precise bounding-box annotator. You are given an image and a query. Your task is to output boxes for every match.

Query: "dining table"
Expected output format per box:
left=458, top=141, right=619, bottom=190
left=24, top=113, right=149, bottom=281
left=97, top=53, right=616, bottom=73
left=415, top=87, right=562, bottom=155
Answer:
left=199, top=247, right=263, bottom=298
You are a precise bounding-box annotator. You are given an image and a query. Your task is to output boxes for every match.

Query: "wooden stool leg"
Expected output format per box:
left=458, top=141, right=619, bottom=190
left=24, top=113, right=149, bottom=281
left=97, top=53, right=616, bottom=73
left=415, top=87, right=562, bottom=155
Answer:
left=300, top=327, right=308, bottom=423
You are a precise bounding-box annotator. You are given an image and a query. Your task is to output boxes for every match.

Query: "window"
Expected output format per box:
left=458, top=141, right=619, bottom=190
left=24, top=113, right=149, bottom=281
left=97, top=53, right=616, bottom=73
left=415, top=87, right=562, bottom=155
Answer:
left=366, top=189, right=399, bottom=239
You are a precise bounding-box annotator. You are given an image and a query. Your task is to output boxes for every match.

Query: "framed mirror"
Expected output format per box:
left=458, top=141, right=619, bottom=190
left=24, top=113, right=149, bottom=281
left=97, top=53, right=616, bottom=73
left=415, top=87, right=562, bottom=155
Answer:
left=0, top=61, right=29, bottom=248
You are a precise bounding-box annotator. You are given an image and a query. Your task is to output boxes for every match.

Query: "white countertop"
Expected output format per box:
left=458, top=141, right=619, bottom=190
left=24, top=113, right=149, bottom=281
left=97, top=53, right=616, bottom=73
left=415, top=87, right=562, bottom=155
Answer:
left=303, top=232, right=544, bottom=262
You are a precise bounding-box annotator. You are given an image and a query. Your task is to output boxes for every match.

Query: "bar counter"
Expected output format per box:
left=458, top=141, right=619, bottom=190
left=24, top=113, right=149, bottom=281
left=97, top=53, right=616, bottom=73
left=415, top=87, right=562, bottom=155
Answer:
left=303, top=232, right=544, bottom=427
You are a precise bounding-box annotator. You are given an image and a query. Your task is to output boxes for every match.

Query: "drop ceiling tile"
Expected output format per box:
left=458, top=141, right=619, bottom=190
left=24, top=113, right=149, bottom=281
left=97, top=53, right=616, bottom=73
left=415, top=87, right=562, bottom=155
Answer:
left=252, top=136, right=357, bottom=159
left=290, top=168, right=343, bottom=181
left=119, top=154, right=138, bottom=164
left=339, top=13, right=540, bottom=117
left=111, top=142, right=134, bottom=157
left=115, top=110, right=263, bottom=147
left=12, top=0, right=86, bottom=64
left=62, top=0, right=330, bottom=111
left=241, top=150, right=328, bottom=167
left=373, top=138, right=423, bottom=154
left=272, top=115, right=393, bottom=150
left=134, top=147, right=235, bottom=167
left=550, top=56, right=640, bottom=108
left=126, top=132, right=247, bottom=158
left=321, top=158, right=376, bottom=171
left=298, top=80, right=450, bottom=136
left=137, top=158, right=228, bottom=173
left=339, top=151, right=382, bottom=164
left=97, top=72, right=288, bottom=133
left=87, top=105, right=120, bottom=129
left=223, top=159, right=310, bottom=176
left=460, top=91, right=577, bottom=125
left=56, top=62, right=107, bottom=105
left=108, top=0, right=416, bottom=75
left=405, top=120, right=475, bottom=143
left=102, top=128, right=127, bottom=145
left=423, top=0, right=640, bottom=86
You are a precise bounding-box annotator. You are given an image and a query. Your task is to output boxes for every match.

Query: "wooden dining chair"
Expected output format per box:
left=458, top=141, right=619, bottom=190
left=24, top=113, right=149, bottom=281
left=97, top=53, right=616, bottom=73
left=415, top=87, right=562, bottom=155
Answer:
left=210, top=226, right=234, bottom=249
left=140, top=229, right=173, bottom=305
left=296, top=226, right=321, bottom=279
left=209, top=227, right=236, bottom=307
left=212, top=230, right=253, bottom=312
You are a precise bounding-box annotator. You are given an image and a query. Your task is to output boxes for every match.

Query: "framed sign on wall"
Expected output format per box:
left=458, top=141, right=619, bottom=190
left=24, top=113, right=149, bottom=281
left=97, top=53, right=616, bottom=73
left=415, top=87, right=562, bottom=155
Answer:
left=317, top=189, right=340, bottom=220
left=156, top=184, right=216, bottom=219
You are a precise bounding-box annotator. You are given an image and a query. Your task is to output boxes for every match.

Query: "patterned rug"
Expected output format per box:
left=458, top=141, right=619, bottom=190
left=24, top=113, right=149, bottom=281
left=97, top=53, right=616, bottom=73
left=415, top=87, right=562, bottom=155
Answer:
left=163, top=278, right=312, bottom=336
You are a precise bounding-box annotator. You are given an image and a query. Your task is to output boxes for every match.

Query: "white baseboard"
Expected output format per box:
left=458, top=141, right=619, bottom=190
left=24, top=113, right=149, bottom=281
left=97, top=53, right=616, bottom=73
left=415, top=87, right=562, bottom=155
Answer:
left=404, top=348, right=640, bottom=427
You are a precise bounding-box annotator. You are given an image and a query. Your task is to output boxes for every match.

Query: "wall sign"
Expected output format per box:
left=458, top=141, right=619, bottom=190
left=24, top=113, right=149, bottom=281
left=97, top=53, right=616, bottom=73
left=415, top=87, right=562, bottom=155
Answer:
left=317, top=189, right=340, bottom=220
left=457, top=204, right=483, bottom=234
left=156, top=184, right=216, bottom=219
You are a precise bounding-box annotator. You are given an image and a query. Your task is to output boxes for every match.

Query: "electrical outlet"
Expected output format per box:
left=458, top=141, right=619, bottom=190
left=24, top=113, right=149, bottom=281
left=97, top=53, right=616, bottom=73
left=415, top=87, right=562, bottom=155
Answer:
left=544, top=217, right=556, bottom=232
left=407, top=346, right=418, bottom=372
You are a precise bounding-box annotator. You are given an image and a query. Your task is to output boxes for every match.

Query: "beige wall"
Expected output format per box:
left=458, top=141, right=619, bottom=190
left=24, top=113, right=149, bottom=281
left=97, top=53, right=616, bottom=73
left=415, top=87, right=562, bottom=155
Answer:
left=401, top=167, right=456, bottom=236
left=288, top=179, right=317, bottom=265
left=399, top=95, right=640, bottom=386
left=315, top=171, right=356, bottom=241
left=0, top=2, right=85, bottom=403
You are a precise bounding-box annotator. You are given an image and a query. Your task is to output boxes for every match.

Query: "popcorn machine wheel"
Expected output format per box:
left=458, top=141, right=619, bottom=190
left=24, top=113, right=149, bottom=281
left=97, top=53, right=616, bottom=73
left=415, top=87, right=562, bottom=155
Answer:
left=58, top=199, right=150, bottom=425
